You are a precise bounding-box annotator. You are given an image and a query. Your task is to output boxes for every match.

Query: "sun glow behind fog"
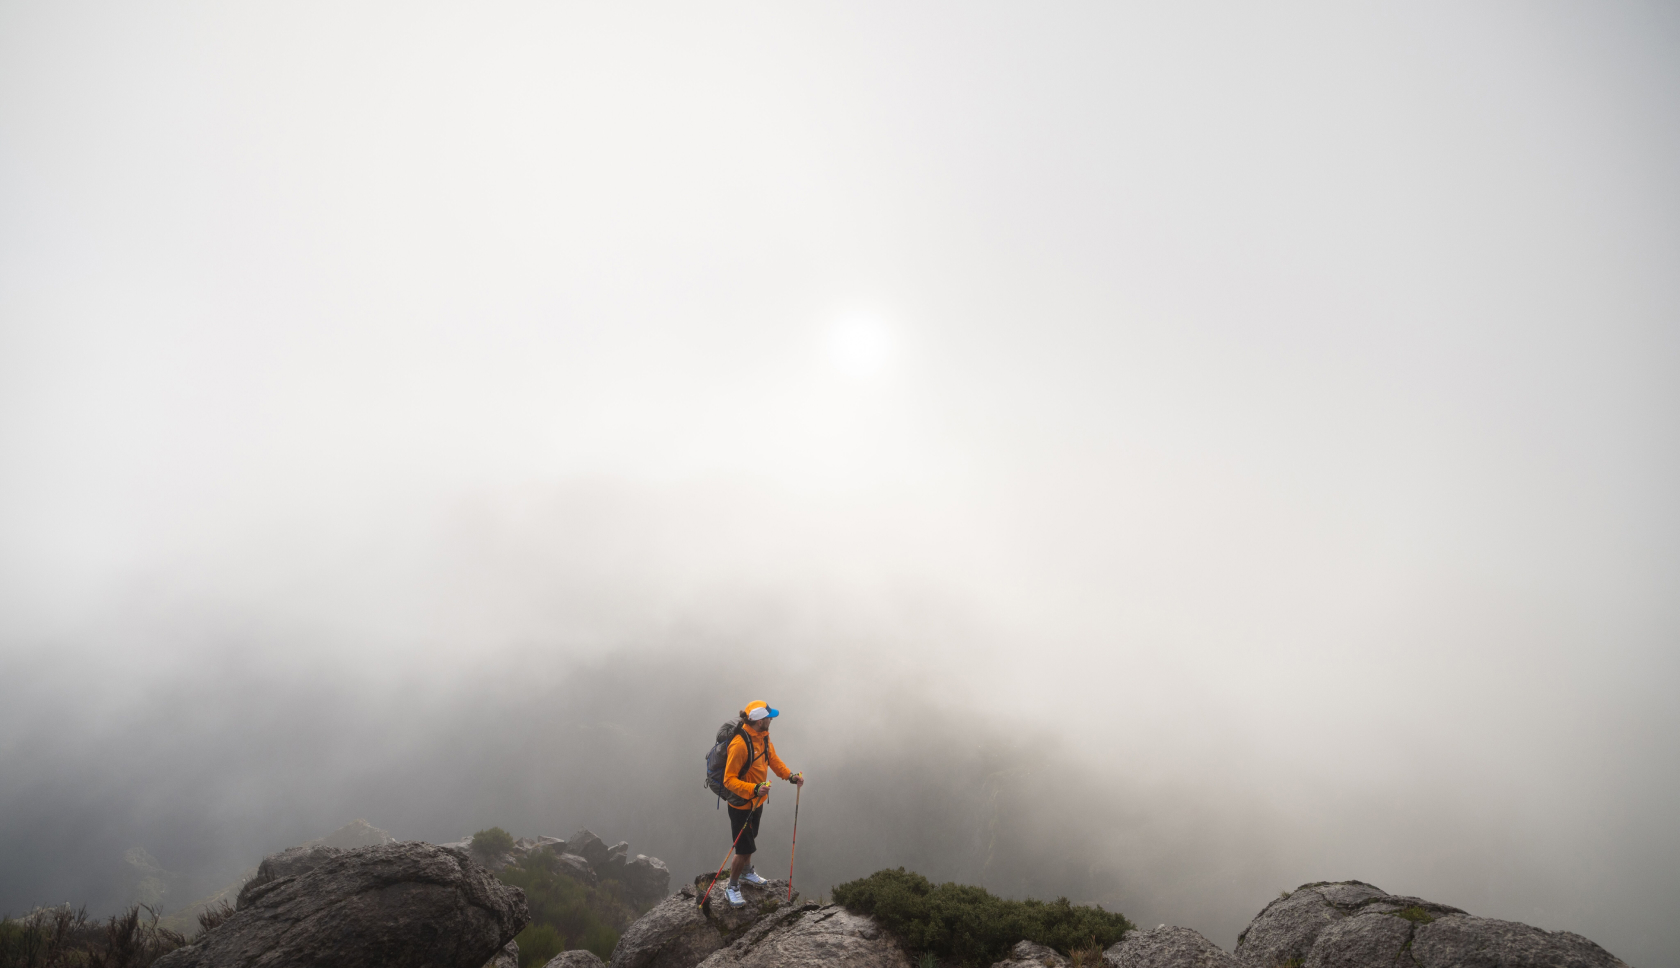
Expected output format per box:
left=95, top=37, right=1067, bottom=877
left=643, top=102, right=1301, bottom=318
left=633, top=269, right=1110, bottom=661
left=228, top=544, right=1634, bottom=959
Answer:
left=826, top=314, right=898, bottom=380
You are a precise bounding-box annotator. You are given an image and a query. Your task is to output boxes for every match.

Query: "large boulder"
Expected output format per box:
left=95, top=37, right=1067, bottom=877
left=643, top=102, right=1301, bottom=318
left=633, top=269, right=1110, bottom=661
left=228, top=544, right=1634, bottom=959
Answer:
left=1232, top=881, right=1626, bottom=968
left=1105, top=926, right=1237, bottom=968
left=568, top=830, right=615, bottom=869
left=622, top=855, right=673, bottom=907
left=154, top=842, right=528, bottom=968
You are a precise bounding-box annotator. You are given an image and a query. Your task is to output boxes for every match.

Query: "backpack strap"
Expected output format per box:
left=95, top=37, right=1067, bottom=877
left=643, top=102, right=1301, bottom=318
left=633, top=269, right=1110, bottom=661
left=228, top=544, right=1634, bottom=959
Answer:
left=735, top=726, right=756, bottom=779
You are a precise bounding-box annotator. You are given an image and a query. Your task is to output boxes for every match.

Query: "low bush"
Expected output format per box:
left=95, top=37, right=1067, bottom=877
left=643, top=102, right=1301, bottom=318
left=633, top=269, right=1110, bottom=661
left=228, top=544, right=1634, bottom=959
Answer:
left=195, top=901, right=236, bottom=936
left=0, top=905, right=187, bottom=968
left=831, top=868, right=1132, bottom=967
left=470, top=827, right=517, bottom=866
left=496, top=848, right=643, bottom=966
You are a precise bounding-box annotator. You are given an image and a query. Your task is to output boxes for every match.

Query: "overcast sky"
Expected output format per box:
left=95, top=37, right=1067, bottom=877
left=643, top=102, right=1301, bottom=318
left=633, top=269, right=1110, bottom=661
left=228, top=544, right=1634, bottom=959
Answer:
left=2, top=2, right=1677, bottom=965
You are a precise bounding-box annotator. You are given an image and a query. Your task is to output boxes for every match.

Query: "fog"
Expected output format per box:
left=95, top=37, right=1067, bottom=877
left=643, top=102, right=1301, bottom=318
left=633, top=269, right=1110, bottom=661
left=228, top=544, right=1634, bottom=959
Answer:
left=2, top=2, right=1677, bottom=965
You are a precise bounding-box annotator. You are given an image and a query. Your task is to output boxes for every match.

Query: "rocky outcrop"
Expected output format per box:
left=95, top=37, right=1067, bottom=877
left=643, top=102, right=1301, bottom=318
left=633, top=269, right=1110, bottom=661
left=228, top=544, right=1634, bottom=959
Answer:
left=1100, top=880, right=1631, bottom=968
left=993, top=940, right=1070, bottom=968
left=609, top=875, right=906, bottom=968
left=1231, top=880, right=1628, bottom=968
left=486, top=940, right=520, bottom=968
left=695, top=900, right=912, bottom=968
left=154, top=842, right=528, bottom=968
left=607, top=878, right=768, bottom=968
left=1104, top=927, right=1236, bottom=968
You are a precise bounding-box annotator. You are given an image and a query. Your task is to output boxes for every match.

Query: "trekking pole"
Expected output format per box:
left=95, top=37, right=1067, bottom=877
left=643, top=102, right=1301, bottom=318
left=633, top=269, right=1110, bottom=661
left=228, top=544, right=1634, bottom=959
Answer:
left=786, top=778, right=802, bottom=901
left=700, top=815, right=754, bottom=911
left=700, top=784, right=769, bottom=911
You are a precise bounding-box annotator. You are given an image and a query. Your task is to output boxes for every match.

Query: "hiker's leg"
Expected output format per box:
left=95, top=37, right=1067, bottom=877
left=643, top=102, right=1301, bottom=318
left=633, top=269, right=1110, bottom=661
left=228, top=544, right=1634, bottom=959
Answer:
left=730, top=852, right=751, bottom=884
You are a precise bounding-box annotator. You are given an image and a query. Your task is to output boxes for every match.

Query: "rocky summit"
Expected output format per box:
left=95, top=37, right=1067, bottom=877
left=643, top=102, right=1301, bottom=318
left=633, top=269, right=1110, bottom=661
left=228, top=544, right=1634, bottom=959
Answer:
left=135, top=850, right=1629, bottom=968
left=154, top=841, right=528, bottom=968
left=606, top=876, right=1627, bottom=968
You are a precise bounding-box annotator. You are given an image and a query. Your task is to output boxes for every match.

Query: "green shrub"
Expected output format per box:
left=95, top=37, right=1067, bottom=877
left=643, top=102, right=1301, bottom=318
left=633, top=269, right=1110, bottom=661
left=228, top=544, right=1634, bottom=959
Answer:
left=515, top=924, right=564, bottom=966
left=496, top=848, right=641, bottom=966
left=1392, top=906, right=1434, bottom=925
left=832, top=868, right=1131, bottom=968
left=0, top=905, right=187, bottom=968
left=471, top=827, right=517, bottom=865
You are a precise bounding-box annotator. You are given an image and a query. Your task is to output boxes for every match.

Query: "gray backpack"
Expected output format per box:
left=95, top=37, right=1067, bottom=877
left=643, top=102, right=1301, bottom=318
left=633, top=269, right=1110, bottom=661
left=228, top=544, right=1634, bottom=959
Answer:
left=703, top=721, right=756, bottom=808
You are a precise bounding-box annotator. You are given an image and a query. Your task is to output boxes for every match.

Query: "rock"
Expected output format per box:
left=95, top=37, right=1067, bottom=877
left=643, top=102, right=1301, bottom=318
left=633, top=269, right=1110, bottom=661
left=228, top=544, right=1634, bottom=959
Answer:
left=1408, top=916, right=1627, bottom=968
left=610, top=876, right=797, bottom=968
left=607, top=842, right=631, bottom=867
left=568, top=830, right=614, bottom=869
left=236, top=844, right=345, bottom=908
left=558, top=853, right=599, bottom=884
left=485, top=940, right=520, bottom=968
left=154, top=842, right=528, bottom=968
left=696, top=901, right=911, bottom=968
left=1235, top=883, right=1374, bottom=968
left=547, top=952, right=607, bottom=968
left=1302, top=912, right=1412, bottom=968
left=1104, top=926, right=1237, bottom=968
left=622, top=855, right=673, bottom=906
left=992, top=939, right=1070, bottom=968
left=1234, top=881, right=1625, bottom=968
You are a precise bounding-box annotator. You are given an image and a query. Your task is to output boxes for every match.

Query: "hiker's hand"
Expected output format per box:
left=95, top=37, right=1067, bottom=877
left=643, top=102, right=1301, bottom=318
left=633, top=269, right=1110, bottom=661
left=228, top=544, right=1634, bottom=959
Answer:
left=791, top=773, right=805, bottom=787
left=755, top=782, right=771, bottom=796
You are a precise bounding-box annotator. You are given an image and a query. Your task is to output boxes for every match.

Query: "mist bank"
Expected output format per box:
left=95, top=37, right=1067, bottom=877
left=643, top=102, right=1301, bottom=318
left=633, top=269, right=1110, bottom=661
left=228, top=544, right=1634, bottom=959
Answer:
left=2, top=593, right=1673, bottom=966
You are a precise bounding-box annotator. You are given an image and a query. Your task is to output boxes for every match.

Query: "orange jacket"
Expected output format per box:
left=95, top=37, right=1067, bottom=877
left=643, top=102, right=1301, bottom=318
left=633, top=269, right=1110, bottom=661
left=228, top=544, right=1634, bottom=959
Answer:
left=722, top=722, right=792, bottom=809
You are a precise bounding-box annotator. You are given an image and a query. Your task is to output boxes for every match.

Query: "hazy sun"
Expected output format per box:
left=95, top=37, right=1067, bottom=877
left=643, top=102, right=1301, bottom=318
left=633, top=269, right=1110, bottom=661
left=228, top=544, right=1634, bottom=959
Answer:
left=826, top=314, right=896, bottom=379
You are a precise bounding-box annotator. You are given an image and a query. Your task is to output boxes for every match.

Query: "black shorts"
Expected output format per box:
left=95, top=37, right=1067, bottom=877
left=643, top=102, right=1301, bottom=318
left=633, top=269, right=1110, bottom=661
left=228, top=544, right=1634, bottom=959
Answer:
left=728, top=804, right=763, bottom=855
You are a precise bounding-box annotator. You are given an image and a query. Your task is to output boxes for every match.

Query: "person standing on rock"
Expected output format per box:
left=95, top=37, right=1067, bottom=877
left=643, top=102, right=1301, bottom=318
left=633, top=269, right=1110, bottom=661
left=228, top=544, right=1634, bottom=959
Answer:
left=721, top=700, right=803, bottom=909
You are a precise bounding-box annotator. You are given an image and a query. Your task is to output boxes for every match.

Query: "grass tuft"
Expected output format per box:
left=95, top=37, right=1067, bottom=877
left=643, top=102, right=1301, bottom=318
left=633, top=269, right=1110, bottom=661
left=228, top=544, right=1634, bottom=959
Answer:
left=0, top=905, right=187, bottom=968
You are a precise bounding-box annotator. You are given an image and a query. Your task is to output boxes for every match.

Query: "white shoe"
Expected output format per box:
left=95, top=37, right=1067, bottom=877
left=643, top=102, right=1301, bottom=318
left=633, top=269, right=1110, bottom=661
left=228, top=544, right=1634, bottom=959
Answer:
left=740, top=869, right=769, bottom=887
left=725, top=885, right=746, bottom=908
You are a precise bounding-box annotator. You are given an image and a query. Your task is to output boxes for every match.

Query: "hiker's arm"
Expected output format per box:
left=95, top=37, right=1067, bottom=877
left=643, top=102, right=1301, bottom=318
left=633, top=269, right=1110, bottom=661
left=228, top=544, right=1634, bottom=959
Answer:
left=766, top=741, right=793, bottom=781
left=722, top=736, right=756, bottom=800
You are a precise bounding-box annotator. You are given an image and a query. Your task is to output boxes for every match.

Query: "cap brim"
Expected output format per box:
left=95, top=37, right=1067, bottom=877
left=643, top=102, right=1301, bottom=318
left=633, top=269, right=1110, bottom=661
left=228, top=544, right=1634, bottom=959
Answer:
left=766, top=707, right=779, bottom=718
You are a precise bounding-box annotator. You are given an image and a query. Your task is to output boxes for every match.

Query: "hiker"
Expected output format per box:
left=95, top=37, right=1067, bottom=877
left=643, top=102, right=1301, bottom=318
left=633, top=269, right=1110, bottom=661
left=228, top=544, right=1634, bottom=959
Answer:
left=721, top=700, right=803, bottom=907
